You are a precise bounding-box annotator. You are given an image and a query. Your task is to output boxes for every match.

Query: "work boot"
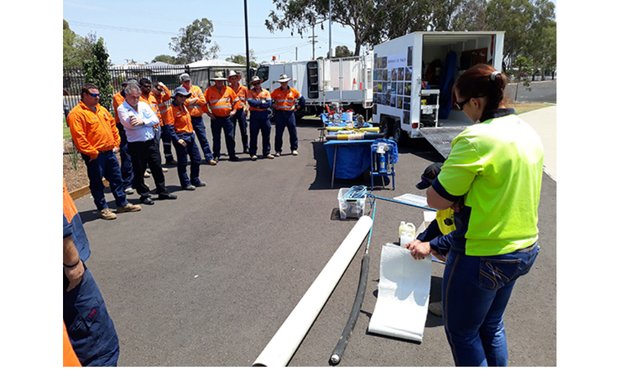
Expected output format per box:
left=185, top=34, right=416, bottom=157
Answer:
left=291, top=150, right=299, bottom=156
left=266, top=154, right=274, bottom=160
left=116, top=203, right=142, bottom=213
left=99, top=208, right=117, bottom=220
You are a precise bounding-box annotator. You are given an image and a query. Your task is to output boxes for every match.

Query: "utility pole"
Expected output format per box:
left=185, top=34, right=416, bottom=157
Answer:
left=328, top=0, right=332, bottom=59
left=308, top=23, right=318, bottom=60
left=244, top=0, right=251, bottom=85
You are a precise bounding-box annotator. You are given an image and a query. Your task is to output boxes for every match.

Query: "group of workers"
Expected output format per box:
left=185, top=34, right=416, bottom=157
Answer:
left=67, top=70, right=305, bottom=219
left=64, top=62, right=544, bottom=368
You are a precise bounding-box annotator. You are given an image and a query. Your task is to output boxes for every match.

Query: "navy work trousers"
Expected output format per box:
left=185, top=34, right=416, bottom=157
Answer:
left=82, top=150, right=129, bottom=210
left=274, top=110, right=298, bottom=153
left=249, top=111, right=272, bottom=157
left=211, top=116, right=236, bottom=159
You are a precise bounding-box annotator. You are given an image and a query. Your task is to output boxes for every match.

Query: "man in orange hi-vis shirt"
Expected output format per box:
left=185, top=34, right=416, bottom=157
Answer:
left=67, top=83, right=142, bottom=220
left=205, top=71, right=239, bottom=162
left=228, top=70, right=249, bottom=154
left=180, top=73, right=214, bottom=164
left=166, top=86, right=206, bottom=190
left=152, top=81, right=176, bottom=165
left=270, top=74, right=305, bottom=157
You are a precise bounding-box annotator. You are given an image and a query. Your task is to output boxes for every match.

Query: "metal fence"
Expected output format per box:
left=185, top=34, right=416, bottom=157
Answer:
left=63, top=65, right=246, bottom=115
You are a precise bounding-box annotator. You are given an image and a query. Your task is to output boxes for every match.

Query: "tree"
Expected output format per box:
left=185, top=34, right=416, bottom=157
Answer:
left=226, top=49, right=258, bottom=68
left=510, top=55, right=534, bottom=102
left=485, top=0, right=536, bottom=70
left=334, top=45, right=352, bottom=58
left=169, top=18, right=219, bottom=63
left=527, top=0, right=556, bottom=79
left=63, top=19, right=96, bottom=68
left=266, top=0, right=382, bottom=56
left=83, top=37, right=114, bottom=111
left=152, top=54, right=186, bottom=65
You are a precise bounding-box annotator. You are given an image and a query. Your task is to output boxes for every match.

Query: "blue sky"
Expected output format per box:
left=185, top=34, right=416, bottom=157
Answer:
left=63, top=0, right=358, bottom=64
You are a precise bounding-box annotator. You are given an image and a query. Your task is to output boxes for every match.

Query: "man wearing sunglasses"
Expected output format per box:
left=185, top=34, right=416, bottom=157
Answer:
left=67, top=84, right=142, bottom=220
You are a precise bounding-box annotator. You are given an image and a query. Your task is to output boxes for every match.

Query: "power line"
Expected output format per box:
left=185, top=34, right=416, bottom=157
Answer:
left=67, top=20, right=299, bottom=40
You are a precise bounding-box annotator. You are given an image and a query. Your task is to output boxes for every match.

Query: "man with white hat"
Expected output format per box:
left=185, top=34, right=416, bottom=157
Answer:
left=228, top=70, right=249, bottom=154
left=180, top=73, right=214, bottom=165
left=204, top=71, right=239, bottom=162
left=270, top=74, right=305, bottom=156
left=246, top=76, right=273, bottom=160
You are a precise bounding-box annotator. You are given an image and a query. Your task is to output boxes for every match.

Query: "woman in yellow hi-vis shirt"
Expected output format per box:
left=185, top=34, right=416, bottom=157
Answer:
left=409, top=64, right=544, bottom=366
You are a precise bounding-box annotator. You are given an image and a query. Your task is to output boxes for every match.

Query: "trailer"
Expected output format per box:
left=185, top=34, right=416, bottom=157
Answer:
left=372, top=31, right=505, bottom=158
left=255, top=55, right=374, bottom=119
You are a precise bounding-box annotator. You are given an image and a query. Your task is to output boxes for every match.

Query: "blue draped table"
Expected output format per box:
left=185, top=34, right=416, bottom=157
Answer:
left=323, top=139, right=375, bottom=188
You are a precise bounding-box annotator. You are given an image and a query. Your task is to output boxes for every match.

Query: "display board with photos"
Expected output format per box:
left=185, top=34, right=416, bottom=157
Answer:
left=373, top=46, right=413, bottom=124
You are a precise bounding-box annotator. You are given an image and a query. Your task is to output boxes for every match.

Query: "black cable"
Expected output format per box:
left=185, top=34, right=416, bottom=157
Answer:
left=329, top=197, right=377, bottom=365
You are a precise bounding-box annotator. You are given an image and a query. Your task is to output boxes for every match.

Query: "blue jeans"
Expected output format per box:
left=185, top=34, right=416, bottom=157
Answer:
left=274, top=111, right=298, bottom=153
left=442, top=243, right=539, bottom=366
left=161, top=124, right=175, bottom=161
left=249, top=111, right=272, bottom=156
left=211, top=116, right=236, bottom=158
left=116, top=123, right=134, bottom=190
left=173, top=133, right=202, bottom=187
left=63, top=264, right=120, bottom=366
left=230, top=108, right=249, bottom=153
left=82, top=150, right=129, bottom=210
left=191, top=116, right=213, bottom=161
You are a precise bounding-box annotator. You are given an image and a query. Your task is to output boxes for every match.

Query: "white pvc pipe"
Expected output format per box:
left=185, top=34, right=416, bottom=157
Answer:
left=253, top=215, right=374, bottom=367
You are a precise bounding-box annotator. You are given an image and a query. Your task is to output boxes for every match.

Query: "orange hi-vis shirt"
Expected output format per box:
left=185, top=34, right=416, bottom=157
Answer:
left=153, top=85, right=174, bottom=126
left=230, top=83, right=248, bottom=110
left=204, top=86, right=237, bottom=118
left=113, top=92, right=125, bottom=124
left=169, top=104, right=194, bottom=135
left=184, top=84, right=207, bottom=117
left=271, top=87, right=302, bottom=111
left=67, top=101, right=120, bottom=160
left=63, top=323, right=81, bottom=367
left=247, top=88, right=272, bottom=112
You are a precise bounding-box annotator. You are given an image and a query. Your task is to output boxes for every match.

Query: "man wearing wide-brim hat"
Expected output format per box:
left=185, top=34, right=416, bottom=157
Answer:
left=246, top=75, right=274, bottom=160
left=270, top=74, right=305, bottom=156
left=228, top=70, right=250, bottom=154
left=204, top=71, right=240, bottom=162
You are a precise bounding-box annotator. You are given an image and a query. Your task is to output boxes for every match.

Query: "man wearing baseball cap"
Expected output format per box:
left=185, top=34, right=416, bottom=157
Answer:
left=166, top=86, right=206, bottom=190
left=180, top=73, right=213, bottom=164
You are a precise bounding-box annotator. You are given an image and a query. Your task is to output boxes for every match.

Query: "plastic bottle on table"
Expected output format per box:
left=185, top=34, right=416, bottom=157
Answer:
left=399, top=221, right=416, bottom=247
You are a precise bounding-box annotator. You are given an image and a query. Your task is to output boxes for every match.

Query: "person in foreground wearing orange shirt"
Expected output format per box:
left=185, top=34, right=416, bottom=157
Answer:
left=205, top=71, right=239, bottom=162
left=67, top=83, right=141, bottom=220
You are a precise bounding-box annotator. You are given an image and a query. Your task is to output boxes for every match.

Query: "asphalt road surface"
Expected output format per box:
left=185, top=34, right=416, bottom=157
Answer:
left=73, top=117, right=556, bottom=368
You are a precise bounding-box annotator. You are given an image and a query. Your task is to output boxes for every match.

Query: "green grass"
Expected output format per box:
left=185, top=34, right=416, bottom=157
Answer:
left=63, top=116, right=71, bottom=140
left=513, top=102, right=555, bottom=115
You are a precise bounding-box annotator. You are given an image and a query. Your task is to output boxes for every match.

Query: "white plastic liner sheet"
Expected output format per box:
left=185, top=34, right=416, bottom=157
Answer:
left=368, top=243, right=432, bottom=342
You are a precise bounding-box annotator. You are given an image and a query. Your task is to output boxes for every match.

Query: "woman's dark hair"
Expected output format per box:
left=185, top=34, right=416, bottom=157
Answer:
left=453, top=64, right=508, bottom=112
